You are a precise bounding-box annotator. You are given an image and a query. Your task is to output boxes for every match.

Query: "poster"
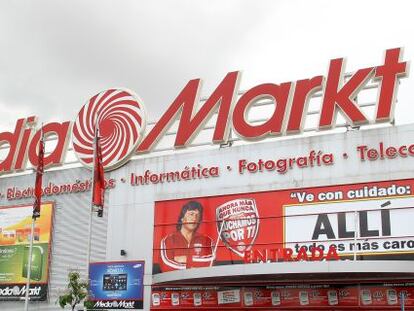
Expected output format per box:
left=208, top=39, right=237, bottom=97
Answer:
left=153, top=179, right=414, bottom=273
left=89, top=261, right=145, bottom=309
left=0, top=202, right=53, bottom=301
left=151, top=287, right=242, bottom=309
left=151, top=283, right=414, bottom=309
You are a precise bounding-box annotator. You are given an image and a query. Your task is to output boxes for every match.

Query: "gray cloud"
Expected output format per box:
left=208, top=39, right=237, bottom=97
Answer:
left=0, top=0, right=412, bottom=133
left=0, top=0, right=274, bottom=130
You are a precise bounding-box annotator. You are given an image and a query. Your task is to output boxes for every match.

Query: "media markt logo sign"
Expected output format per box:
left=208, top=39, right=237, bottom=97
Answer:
left=72, top=88, right=146, bottom=171
left=0, top=48, right=408, bottom=174
left=0, top=285, right=42, bottom=298
left=94, top=300, right=136, bottom=309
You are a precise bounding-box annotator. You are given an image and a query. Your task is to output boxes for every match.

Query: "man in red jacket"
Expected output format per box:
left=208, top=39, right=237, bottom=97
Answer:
left=161, top=201, right=214, bottom=270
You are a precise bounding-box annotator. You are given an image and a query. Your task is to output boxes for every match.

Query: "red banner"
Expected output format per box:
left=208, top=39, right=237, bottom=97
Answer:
left=92, top=130, right=105, bottom=217
left=153, top=178, right=414, bottom=273
left=32, top=136, right=44, bottom=219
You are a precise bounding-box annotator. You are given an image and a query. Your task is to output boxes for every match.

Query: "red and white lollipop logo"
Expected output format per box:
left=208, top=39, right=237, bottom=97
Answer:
left=72, top=88, right=146, bottom=171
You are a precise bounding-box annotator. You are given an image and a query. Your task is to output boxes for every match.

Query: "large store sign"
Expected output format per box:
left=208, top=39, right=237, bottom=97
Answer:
left=0, top=202, right=54, bottom=301
left=0, top=48, right=408, bottom=174
left=153, top=178, right=414, bottom=273
left=89, top=261, right=145, bottom=309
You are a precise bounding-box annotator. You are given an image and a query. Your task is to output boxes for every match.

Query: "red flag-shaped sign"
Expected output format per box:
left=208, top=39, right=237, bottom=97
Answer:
left=93, top=129, right=105, bottom=217
left=33, top=136, right=44, bottom=219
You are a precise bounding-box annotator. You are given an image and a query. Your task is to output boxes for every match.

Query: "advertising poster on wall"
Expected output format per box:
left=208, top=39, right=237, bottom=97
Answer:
left=89, top=261, right=145, bottom=309
left=151, top=286, right=243, bottom=309
left=0, top=202, right=54, bottom=301
left=153, top=178, right=414, bottom=274
left=151, top=283, right=414, bottom=309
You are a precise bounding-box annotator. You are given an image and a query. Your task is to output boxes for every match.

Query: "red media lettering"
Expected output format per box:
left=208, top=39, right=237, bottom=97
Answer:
left=0, top=117, right=71, bottom=174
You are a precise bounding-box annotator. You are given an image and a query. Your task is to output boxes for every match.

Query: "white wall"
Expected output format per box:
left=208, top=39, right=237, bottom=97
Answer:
left=107, top=123, right=414, bottom=310
left=1, top=123, right=414, bottom=310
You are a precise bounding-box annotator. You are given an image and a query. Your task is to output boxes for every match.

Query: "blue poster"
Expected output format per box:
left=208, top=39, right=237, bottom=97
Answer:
left=89, top=261, right=144, bottom=309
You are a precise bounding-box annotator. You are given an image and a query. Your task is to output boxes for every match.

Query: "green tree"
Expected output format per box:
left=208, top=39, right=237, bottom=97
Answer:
left=57, top=271, right=88, bottom=311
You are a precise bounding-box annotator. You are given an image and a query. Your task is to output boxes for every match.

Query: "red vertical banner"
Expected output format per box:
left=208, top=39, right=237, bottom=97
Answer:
left=92, top=128, right=105, bottom=217
left=32, top=135, right=44, bottom=219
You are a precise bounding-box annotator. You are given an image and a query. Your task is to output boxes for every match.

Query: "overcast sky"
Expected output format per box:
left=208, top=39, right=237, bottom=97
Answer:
left=0, top=0, right=413, bottom=133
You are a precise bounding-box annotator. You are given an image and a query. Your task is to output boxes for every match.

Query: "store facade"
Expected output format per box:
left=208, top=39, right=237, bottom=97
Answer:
left=0, top=48, right=413, bottom=310
left=148, top=122, right=414, bottom=310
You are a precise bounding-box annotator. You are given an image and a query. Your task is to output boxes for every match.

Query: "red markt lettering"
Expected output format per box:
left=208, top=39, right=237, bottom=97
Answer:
left=232, top=82, right=292, bottom=138
left=137, top=48, right=408, bottom=153
left=137, top=71, right=240, bottom=152
left=375, top=48, right=408, bottom=121
left=286, top=76, right=323, bottom=133
left=319, top=60, right=373, bottom=128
